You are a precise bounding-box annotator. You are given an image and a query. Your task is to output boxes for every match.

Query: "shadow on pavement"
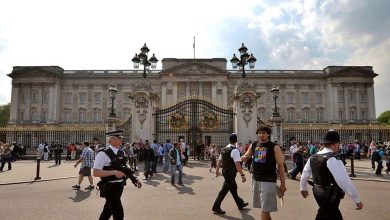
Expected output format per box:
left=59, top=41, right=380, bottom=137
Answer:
left=69, top=189, right=92, bottom=202
left=240, top=209, right=256, bottom=220
left=174, top=185, right=195, bottom=195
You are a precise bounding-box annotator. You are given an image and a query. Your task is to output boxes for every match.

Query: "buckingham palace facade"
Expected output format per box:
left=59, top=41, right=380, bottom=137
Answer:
left=3, top=58, right=386, bottom=147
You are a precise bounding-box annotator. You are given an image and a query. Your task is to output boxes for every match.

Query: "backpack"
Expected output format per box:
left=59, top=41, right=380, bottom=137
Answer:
left=372, top=151, right=380, bottom=162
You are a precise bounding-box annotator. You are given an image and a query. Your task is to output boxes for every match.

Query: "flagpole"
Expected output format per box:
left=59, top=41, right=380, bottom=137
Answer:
left=193, top=36, right=195, bottom=59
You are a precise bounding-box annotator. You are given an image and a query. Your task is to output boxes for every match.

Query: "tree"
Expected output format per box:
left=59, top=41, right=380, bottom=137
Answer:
left=0, top=103, right=10, bottom=126
left=377, top=110, right=390, bottom=124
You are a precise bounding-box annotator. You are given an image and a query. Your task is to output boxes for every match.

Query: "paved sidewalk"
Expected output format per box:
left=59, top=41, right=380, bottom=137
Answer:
left=1, top=158, right=389, bottom=185
left=0, top=160, right=78, bottom=185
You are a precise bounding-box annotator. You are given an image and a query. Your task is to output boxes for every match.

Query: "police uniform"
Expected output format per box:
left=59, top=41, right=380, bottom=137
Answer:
left=93, top=130, right=140, bottom=220
left=212, top=134, right=248, bottom=214
left=300, top=130, right=362, bottom=220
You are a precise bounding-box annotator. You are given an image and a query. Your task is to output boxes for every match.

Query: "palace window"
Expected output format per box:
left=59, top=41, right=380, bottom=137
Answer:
left=317, top=109, right=324, bottom=122
left=31, top=108, right=37, bottom=121
left=287, top=93, right=294, bottom=104
left=287, top=109, right=295, bottom=122
left=360, top=92, right=366, bottom=103
left=349, top=93, right=354, bottom=103
left=19, top=110, right=25, bottom=121
left=79, top=110, right=86, bottom=122
left=94, top=93, right=101, bottom=104
left=32, top=92, right=38, bottom=103
left=338, top=91, right=344, bottom=102
left=339, top=109, right=344, bottom=121
left=42, top=110, right=48, bottom=122
left=79, top=93, right=86, bottom=104
left=302, top=108, right=309, bottom=122
left=316, top=93, right=322, bottom=104
left=93, top=111, right=101, bottom=122
left=64, top=112, right=71, bottom=123
left=302, top=93, right=308, bottom=104
left=43, top=93, right=49, bottom=103
left=65, top=93, right=72, bottom=104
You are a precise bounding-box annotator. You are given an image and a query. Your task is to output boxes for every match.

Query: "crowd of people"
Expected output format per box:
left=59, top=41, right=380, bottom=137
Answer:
left=3, top=129, right=390, bottom=219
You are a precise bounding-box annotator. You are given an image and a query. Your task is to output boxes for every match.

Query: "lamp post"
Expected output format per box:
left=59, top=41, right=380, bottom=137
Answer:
left=230, top=43, right=257, bottom=78
left=131, top=43, right=159, bottom=78
left=271, top=87, right=280, bottom=117
left=108, top=85, right=118, bottom=117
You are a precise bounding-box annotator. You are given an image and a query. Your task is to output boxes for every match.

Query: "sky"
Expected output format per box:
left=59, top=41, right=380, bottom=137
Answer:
left=0, top=0, right=389, bottom=116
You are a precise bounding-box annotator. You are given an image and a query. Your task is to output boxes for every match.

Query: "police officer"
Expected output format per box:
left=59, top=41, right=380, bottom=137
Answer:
left=212, top=133, right=248, bottom=215
left=300, top=129, right=363, bottom=220
left=93, top=130, right=142, bottom=220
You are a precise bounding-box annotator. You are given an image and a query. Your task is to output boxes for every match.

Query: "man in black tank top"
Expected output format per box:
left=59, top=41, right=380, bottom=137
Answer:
left=242, top=126, right=286, bottom=220
left=300, top=130, right=363, bottom=220
left=212, top=133, right=248, bottom=215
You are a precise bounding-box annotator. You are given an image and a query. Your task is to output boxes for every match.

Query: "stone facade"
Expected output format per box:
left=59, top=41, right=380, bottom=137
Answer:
left=7, top=58, right=377, bottom=144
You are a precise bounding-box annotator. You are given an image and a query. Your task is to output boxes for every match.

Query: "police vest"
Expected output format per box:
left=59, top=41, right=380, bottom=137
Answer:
left=221, top=145, right=237, bottom=171
left=251, top=141, right=277, bottom=182
left=310, top=152, right=338, bottom=187
left=100, top=148, right=127, bottom=183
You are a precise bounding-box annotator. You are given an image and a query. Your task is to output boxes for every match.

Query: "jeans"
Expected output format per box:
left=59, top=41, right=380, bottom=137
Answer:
left=171, top=164, right=183, bottom=184
left=163, top=155, right=171, bottom=171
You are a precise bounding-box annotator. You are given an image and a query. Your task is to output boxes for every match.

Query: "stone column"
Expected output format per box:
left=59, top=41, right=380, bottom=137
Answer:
left=25, top=84, right=32, bottom=121
left=331, top=84, right=339, bottom=122
left=161, top=83, right=167, bottom=106
left=367, top=83, right=376, bottom=122
left=48, top=83, right=55, bottom=123
left=186, top=82, right=190, bottom=97
left=52, top=82, right=61, bottom=123
left=344, top=86, right=349, bottom=121
left=9, top=83, right=19, bottom=124
left=199, top=82, right=203, bottom=97
left=355, top=86, right=360, bottom=120
left=211, top=83, right=216, bottom=103
left=172, top=82, right=178, bottom=104
left=222, top=83, right=227, bottom=107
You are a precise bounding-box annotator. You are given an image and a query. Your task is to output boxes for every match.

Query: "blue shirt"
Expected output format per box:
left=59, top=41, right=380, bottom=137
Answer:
left=176, top=149, right=181, bottom=165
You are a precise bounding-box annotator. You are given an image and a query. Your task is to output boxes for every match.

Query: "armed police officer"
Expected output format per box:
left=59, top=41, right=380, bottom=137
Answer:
left=212, top=133, right=248, bottom=215
left=300, top=129, right=363, bottom=220
left=93, top=130, right=142, bottom=220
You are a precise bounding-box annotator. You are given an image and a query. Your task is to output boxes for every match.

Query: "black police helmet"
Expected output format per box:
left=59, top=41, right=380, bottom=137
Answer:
left=229, top=133, right=238, bottom=143
left=321, top=129, right=340, bottom=144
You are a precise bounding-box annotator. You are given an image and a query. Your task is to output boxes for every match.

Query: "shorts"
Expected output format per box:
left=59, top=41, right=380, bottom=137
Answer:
left=252, top=179, right=278, bottom=212
left=79, top=166, right=91, bottom=176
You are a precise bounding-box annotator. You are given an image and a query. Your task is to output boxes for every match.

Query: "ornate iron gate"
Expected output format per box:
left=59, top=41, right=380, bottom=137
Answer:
left=154, top=98, right=234, bottom=151
left=117, top=116, right=132, bottom=143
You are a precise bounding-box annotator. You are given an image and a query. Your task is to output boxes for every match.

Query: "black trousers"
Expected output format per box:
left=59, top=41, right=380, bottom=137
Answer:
left=54, top=153, right=61, bottom=165
left=99, top=183, right=124, bottom=220
left=313, top=185, right=343, bottom=220
left=213, top=169, right=245, bottom=209
left=0, top=158, right=12, bottom=170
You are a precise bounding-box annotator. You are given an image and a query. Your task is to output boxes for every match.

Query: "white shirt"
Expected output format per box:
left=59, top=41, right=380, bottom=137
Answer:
left=300, top=148, right=361, bottom=204
left=218, top=144, right=242, bottom=163
left=93, top=145, right=119, bottom=170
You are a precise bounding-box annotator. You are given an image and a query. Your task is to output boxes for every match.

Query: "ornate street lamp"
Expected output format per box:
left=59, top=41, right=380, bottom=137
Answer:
left=230, top=43, right=257, bottom=78
left=271, top=87, right=280, bottom=117
left=132, top=43, right=159, bottom=78
left=108, top=85, right=118, bottom=117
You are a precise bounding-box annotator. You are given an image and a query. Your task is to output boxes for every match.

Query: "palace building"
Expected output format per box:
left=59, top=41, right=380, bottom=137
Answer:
left=3, top=57, right=386, bottom=148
